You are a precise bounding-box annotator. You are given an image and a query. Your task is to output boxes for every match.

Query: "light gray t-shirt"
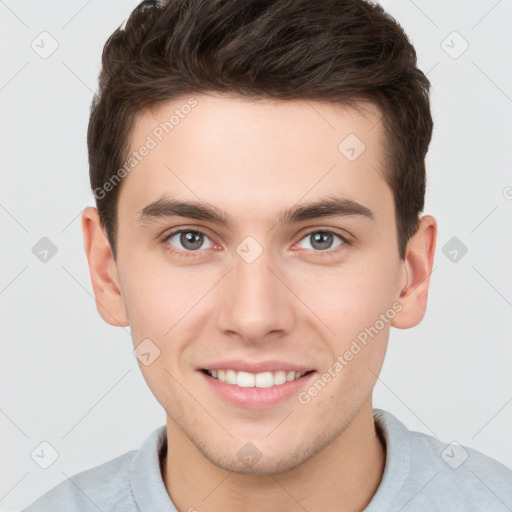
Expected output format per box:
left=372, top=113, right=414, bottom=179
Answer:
left=21, top=408, right=512, bottom=511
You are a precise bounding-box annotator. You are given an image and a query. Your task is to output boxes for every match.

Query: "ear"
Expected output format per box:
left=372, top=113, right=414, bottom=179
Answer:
left=81, top=206, right=129, bottom=327
left=392, top=215, right=437, bottom=329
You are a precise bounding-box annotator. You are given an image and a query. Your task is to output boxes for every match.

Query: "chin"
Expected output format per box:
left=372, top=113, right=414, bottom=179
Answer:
left=192, top=431, right=329, bottom=476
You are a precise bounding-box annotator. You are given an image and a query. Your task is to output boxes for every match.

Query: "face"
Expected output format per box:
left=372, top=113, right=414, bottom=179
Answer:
left=107, top=94, right=407, bottom=474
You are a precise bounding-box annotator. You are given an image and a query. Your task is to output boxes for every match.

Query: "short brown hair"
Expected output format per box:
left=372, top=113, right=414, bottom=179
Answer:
left=87, top=0, right=433, bottom=260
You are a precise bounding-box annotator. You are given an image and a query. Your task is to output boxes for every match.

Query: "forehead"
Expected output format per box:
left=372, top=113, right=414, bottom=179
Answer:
left=118, top=93, right=392, bottom=229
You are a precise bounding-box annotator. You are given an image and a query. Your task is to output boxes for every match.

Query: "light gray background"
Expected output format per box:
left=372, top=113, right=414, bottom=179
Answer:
left=1, top=0, right=511, bottom=510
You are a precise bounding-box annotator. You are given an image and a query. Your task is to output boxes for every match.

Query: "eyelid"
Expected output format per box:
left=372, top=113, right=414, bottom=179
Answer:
left=162, top=225, right=219, bottom=251
left=162, top=225, right=351, bottom=257
left=297, top=226, right=351, bottom=244
left=291, top=227, right=350, bottom=256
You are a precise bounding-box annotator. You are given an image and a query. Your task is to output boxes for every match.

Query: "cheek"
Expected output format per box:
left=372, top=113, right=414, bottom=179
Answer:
left=118, top=254, right=216, bottom=382
left=119, top=237, right=400, bottom=354
left=290, top=257, right=399, bottom=343
left=119, top=251, right=203, bottom=337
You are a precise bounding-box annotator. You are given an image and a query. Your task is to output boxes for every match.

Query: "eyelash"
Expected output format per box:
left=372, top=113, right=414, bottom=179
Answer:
left=161, top=227, right=350, bottom=259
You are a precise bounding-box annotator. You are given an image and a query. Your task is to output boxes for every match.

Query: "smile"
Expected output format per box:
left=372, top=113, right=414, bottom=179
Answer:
left=203, top=369, right=312, bottom=388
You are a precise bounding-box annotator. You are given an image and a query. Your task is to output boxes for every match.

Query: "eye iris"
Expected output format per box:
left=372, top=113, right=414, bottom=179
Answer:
left=311, top=232, right=333, bottom=250
left=173, top=231, right=339, bottom=252
left=181, top=231, right=203, bottom=250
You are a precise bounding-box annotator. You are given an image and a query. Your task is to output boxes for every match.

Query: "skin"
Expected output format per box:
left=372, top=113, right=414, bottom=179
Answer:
left=82, top=93, right=436, bottom=512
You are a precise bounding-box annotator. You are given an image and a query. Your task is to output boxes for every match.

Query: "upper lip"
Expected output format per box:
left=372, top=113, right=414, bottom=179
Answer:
left=200, top=360, right=315, bottom=373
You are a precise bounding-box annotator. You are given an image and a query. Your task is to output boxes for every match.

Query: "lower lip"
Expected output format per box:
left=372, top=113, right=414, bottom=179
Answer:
left=199, top=370, right=316, bottom=409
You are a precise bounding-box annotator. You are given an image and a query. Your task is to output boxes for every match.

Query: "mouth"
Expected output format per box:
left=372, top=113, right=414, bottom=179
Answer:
left=200, top=368, right=315, bottom=388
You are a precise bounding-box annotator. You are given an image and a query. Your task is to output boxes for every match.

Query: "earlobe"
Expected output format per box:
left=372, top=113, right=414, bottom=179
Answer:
left=391, top=215, right=437, bottom=329
left=81, top=206, right=129, bottom=327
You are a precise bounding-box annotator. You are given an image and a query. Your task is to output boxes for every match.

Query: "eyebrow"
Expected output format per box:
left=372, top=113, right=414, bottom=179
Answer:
left=136, top=195, right=374, bottom=228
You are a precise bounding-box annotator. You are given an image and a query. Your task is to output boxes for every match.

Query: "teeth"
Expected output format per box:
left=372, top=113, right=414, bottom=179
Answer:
left=237, top=371, right=255, bottom=387
left=226, top=369, right=237, bottom=385
left=255, top=372, right=274, bottom=388
left=207, top=369, right=307, bottom=387
left=273, top=370, right=287, bottom=385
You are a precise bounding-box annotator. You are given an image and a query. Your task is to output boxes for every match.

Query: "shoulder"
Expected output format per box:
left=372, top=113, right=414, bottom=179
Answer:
left=20, top=425, right=169, bottom=511
left=408, top=425, right=512, bottom=504
left=370, top=409, right=512, bottom=511
left=20, top=449, right=137, bottom=512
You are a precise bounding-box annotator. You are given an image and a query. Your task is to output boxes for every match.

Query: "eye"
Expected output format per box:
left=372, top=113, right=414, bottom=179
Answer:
left=295, top=229, right=348, bottom=255
left=163, top=228, right=215, bottom=256
left=162, top=227, right=349, bottom=259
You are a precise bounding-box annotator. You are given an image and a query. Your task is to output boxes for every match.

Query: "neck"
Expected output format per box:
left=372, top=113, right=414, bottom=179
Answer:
left=161, top=399, right=385, bottom=512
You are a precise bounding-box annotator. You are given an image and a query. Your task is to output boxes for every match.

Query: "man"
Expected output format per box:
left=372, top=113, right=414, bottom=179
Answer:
left=22, top=0, right=512, bottom=510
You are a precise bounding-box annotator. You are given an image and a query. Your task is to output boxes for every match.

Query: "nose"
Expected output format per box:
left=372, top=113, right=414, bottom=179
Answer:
left=215, top=247, right=295, bottom=344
